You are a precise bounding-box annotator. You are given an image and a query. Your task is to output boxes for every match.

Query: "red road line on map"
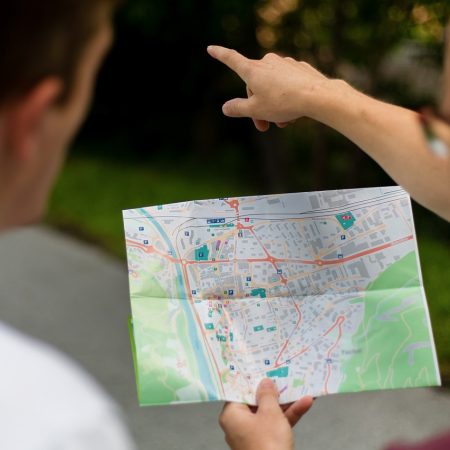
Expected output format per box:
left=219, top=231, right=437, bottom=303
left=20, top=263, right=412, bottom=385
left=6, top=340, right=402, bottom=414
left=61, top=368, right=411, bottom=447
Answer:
left=224, top=199, right=240, bottom=216
left=183, top=235, right=413, bottom=268
left=248, top=228, right=289, bottom=283
left=276, top=346, right=310, bottom=368
left=129, top=234, right=414, bottom=270
left=323, top=316, right=345, bottom=394
left=323, top=315, right=345, bottom=337
left=321, top=235, right=413, bottom=265
left=274, top=303, right=302, bottom=367
left=126, top=240, right=181, bottom=263
left=236, top=222, right=254, bottom=231
left=276, top=314, right=346, bottom=368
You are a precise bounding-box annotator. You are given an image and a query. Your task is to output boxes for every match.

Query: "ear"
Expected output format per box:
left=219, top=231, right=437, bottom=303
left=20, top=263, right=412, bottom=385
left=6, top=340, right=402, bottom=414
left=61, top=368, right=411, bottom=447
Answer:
left=4, top=78, right=63, bottom=161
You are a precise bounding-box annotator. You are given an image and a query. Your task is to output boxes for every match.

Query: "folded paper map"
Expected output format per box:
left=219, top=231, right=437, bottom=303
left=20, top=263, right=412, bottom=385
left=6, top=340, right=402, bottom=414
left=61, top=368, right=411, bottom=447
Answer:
left=123, top=187, right=441, bottom=406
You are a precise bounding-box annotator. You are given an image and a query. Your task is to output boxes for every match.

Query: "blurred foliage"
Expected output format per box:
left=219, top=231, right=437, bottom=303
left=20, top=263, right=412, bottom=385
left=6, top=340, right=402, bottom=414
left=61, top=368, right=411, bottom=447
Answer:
left=77, top=0, right=450, bottom=193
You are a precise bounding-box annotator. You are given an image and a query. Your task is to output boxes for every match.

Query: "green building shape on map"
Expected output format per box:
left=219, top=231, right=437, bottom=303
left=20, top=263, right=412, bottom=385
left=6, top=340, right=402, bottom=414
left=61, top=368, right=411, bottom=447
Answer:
left=336, top=211, right=356, bottom=230
left=251, top=288, right=267, bottom=298
left=195, top=244, right=209, bottom=261
left=267, top=367, right=289, bottom=378
left=253, top=325, right=264, bottom=332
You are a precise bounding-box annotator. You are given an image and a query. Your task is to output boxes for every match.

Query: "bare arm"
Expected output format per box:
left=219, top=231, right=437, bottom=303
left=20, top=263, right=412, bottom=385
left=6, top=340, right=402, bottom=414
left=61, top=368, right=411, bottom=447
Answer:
left=316, top=80, right=450, bottom=221
left=441, top=20, right=450, bottom=120
left=207, top=46, right=450, bottom=222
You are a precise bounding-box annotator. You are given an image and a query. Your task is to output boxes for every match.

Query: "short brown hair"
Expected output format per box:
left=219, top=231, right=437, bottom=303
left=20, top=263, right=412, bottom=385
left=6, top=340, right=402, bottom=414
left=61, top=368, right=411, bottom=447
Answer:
left=0, top=0, right=119, bottom=104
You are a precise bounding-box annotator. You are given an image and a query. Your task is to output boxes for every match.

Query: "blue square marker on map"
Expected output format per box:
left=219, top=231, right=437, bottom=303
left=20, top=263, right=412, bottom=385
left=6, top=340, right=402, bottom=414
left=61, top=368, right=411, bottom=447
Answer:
left=228, top=290, right=234, bottom=295
left=139, top=226, right=144, bottom=231
left=264, top=359, right=270, bottom=365
left=246, top=276, right=251, bottom=281
left=143, top=240, right=148, bottom=245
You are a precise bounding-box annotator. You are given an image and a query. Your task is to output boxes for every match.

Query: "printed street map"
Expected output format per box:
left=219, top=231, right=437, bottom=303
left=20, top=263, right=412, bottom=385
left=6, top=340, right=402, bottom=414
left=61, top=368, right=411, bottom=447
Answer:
left=123, top=187, right=441, bottom=406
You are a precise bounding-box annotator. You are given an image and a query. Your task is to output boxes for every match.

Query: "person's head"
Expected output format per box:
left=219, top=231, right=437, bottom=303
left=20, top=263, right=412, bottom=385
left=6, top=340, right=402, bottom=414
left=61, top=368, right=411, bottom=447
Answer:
left=0, top=0, right=119, bottom=230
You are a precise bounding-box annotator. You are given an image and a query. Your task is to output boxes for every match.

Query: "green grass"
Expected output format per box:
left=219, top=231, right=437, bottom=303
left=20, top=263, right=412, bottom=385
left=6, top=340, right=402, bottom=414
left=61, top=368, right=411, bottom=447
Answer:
left=47, top=154, right=256, bottom=258
left=46, top=154, right=450, bottom=383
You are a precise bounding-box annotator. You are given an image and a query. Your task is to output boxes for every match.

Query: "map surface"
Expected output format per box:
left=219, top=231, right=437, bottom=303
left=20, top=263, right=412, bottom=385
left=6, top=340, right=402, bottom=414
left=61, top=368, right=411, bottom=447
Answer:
left=123, top=187, right=441, bottom=406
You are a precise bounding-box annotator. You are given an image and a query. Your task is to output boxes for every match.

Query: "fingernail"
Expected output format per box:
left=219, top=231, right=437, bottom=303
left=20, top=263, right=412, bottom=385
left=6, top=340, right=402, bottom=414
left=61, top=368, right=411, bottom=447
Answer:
left=259, top=378, right=274, bottom=389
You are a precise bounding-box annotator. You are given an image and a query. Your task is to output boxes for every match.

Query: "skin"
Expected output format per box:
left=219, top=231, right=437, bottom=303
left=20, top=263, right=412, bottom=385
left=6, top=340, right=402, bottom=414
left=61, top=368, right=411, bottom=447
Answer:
left=220, top=379, right=313, bottom=450
left=441, top=21, right=450, bottom=121
left=0, top=13, right=113, bottom=231
left=207, top=45, right=450, bottom=222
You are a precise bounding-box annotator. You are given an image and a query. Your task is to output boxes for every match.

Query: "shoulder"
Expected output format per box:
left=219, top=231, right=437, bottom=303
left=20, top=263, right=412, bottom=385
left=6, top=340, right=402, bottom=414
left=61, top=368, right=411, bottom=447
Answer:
left=0, top=322, right=134, bottom=449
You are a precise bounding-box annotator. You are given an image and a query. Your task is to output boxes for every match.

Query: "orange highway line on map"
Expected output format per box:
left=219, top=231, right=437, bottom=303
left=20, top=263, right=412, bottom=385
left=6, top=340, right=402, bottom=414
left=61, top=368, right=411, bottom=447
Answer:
left=276, top=346, right=310, bottom=368
left=323, top=315, right=345, bottom=394
left=129, top=232, right=413, bottom=271
left=274, top=303, right=302, bottom=367
left=181, top=234, right=413, bottom=268
left=126, top=240, right=181, bottom=263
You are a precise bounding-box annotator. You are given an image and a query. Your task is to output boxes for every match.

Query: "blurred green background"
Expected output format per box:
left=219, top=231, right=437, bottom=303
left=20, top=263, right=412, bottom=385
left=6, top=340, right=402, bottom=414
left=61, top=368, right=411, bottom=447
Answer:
left=46, top=0, right=450, bottom=381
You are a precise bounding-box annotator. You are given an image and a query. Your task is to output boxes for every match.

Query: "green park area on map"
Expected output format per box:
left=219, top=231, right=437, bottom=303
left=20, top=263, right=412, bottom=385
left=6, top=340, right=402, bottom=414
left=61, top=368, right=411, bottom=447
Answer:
left=123, top=187, right=441, bottom=406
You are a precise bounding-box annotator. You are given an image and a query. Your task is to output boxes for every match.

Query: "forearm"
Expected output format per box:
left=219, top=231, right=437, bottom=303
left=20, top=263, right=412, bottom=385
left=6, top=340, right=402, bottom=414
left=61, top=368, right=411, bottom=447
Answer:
left=313, top=80, right=450, bottom=221
left=441, top=21, right=450, bottom=120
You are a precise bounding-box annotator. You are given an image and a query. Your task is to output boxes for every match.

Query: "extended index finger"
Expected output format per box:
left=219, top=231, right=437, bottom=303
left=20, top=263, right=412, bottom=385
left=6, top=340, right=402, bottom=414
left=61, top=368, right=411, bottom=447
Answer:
left=207, top=45, right=252, bottom=81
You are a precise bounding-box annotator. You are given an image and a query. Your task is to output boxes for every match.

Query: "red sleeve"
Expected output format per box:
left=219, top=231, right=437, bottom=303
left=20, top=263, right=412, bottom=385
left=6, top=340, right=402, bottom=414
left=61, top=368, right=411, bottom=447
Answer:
left=385, top=431, right=450, bottom=450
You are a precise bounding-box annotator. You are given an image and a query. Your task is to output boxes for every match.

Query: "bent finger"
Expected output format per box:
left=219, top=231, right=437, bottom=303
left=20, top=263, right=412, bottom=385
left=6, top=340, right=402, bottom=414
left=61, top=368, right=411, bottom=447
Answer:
left=220, top=402, right=251, bottom=429
left=254, top=119, right=270, bottom=131
left=284, top=396, right=314, bottom=427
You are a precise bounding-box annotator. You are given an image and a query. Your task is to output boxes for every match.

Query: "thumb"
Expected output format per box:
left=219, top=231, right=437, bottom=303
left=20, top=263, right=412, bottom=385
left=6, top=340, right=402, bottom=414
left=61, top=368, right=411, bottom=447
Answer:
left=222, top=98, right=253, bottom=118
left=256, top=378, right=279, bottom=413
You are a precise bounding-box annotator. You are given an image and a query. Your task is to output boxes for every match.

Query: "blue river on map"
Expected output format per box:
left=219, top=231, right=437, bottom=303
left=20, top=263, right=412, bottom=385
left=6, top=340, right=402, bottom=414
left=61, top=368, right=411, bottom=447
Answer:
left=138, top=208, right=219, bottom=401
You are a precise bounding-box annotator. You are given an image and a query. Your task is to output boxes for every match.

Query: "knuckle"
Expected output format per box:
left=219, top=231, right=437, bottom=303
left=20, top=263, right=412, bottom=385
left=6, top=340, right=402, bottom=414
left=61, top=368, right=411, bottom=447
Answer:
left=218, top=410, right=229, bottom=429
left=263, top=52, right=277, bottom=61
left=228, top=49, right=238, bottom=59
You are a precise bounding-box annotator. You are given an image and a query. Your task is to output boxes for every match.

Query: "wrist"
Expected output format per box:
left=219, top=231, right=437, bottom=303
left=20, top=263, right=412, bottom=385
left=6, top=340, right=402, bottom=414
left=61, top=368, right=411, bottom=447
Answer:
left=305, top=78, right=354, bottom=124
